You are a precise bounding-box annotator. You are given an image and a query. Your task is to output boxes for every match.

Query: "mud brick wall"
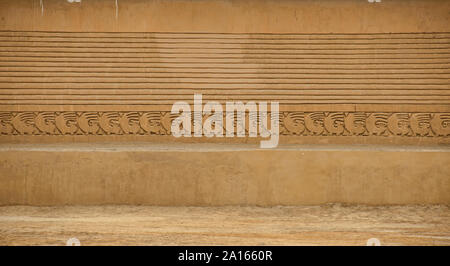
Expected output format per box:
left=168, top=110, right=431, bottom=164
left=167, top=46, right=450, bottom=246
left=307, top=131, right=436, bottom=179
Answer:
left=0, top=0, right=448, bottom=145
left=0, top=0, right=449, bottom=205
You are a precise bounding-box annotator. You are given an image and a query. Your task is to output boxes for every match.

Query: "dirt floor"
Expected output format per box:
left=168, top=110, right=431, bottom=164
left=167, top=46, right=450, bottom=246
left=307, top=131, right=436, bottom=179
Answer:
left=0, top=204, right=449, bottom=246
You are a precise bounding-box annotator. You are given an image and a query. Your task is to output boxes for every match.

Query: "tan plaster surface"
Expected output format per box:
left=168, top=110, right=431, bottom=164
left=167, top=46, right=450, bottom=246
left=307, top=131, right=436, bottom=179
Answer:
left=0, top=143, right=449, bottom=206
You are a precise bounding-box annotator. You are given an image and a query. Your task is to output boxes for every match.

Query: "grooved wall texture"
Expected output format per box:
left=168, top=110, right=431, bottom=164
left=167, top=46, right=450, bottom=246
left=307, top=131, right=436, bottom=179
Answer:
left=0, top=0, right=449, bottom=145
left=0, top=0, right=449, bottom=206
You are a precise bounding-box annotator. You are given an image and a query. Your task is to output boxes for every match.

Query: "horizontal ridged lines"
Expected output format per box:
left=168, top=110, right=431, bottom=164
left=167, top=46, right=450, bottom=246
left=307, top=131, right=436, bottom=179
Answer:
left=0, top=31, right=449, bottom=105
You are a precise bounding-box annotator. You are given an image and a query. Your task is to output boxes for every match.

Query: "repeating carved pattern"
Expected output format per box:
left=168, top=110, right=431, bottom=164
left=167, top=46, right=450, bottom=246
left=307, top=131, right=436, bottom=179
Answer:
left=0, top=111, right=449, bottom=137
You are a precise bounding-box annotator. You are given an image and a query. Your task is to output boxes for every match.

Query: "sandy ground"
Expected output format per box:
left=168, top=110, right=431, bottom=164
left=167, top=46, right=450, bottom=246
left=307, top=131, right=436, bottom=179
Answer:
left=0, top=204, right=449, bottom=246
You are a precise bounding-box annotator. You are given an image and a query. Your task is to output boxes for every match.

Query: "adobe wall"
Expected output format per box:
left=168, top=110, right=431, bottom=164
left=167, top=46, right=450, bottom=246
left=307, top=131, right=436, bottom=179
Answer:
left=0, top=0, right=448, bottom=205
